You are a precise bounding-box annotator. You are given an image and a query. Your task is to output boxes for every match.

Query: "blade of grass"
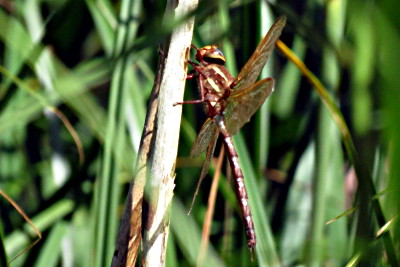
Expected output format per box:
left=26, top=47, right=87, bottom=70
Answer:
left=0, top=230, right=6, bottom=267
left=85, top=0, right=117, bottom=55
left=255, top=2, right=276, bottom=172
left=280, top=142, right=314, bottom=265
left=5, top=199, right=74, bottom=260
left=34, top=221, right=68, bottom=267
left=276, top=39, right=398, bottom=266
left=171, top=199, right=225, bottom=267
left=0, top=189, right=42, bottom=265
left=310, top=107, right=347, bottom=265
left=272, top=37, right=306, bottom=118
left=93, top=0, right=142, bottom=266
left=308, top=1, right=348, bottom=264
left=377, top=6, right=400, bottom=251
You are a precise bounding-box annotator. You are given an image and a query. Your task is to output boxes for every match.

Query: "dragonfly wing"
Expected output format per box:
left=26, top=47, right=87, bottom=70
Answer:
left=227, top=78, right=274, bottom=135
left=189, top=125, right=219, bottom=214
left=190, top=118, right=216, bottom=158
left=233, top=16, right=286, bottom=91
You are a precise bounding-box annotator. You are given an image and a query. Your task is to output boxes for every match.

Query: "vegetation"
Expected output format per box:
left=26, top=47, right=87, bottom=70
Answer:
left=1, top=0, right=399, bottom=266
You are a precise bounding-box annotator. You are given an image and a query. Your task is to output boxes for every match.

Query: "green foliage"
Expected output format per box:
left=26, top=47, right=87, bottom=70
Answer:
left=0, top=0, right=399, bottom=266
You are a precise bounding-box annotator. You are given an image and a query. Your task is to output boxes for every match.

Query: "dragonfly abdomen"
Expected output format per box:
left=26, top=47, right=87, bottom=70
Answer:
left=214, top=115, right=256, bottom=252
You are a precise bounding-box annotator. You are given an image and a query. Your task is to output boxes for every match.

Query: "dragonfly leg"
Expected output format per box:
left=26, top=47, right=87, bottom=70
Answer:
left=174, top=66, right=208, bottom=106
left=188, top=60, right=207, bottom=79
left=174, top=77, right=206, bottom=106
left=173, top=99, right=204, bottom=106
left=174, top=76, right=206, bottom=106
left=186, top=72, right=196, bottom=80
left=188, top=59, right=198, bottom=68
left=229, top=80, right=237, bottom=89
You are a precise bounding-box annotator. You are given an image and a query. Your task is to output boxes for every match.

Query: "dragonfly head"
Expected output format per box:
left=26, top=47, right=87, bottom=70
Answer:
left=196, top=45, right=226, bottom=65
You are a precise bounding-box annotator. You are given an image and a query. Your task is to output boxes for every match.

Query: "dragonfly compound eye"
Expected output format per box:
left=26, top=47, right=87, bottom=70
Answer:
left=197, top=45, right=226, bottom=65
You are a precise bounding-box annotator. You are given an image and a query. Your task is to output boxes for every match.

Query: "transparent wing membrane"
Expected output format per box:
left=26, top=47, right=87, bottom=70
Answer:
left=188, top=125, right=219, bottom=214
left=227, top=78, right=274, bottom=135
left=233, top=16, right=286, bottom=92
left=190, top=118, right=216, bottom=158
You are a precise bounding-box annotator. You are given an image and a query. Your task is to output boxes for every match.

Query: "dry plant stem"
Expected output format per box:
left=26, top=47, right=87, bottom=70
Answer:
left=143, top=9, right=194, bottom=265
left=111, top=0, right=198, bottom=266
left=197, top=147, right=225, bottom=267
left=111, top=60, right=161, bottom=266
left=0, top=189, right=42, bottom=265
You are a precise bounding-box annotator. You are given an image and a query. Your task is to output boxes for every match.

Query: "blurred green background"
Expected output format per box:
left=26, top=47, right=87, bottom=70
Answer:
left=1, top=0, right=399, bottom=266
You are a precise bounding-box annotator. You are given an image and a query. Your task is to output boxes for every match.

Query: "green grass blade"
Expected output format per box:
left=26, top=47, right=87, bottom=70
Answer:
left=170, top=199, right=225, bottom=267
left=35, top=221, right=68, bottom=267
left=91, top=0, right=142, bottom=265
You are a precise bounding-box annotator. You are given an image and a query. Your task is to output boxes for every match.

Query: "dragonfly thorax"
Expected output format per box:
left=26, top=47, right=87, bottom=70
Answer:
left=197, top=63, right=234, bottom=117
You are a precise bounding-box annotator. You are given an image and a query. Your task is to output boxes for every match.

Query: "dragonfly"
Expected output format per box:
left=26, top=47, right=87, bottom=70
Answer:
left=175, top=16, right=286, bottom=255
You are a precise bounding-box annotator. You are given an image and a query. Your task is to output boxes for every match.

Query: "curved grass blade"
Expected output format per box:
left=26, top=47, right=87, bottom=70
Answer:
left=0, top=189, right=42, bottom=265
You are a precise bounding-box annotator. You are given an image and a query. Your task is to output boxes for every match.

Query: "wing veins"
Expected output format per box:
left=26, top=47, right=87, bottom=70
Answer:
left=233, top=16, right=286, bottom=91
left=188, top=126, right=219, bottom=214
left=227, top=78, right=275, bottom=135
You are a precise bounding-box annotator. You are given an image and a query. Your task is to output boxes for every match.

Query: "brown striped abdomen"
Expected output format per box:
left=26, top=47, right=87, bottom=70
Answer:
left=214, top=115, right=256, bottom=252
